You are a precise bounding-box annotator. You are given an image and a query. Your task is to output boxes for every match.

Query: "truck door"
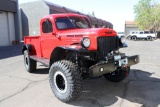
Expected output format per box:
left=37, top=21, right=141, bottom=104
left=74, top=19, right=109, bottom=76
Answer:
left=40, top=19, right=56, bottom=59
left=138, top=31, right=143, bottom=38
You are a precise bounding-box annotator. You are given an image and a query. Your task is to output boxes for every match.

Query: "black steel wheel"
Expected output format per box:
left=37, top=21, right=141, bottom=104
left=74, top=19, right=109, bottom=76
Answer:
left=49, top=60, right=82, bottom=102
left=104, top=67, right=130, bottom=82
left=24, top=50, right=36, bottom=73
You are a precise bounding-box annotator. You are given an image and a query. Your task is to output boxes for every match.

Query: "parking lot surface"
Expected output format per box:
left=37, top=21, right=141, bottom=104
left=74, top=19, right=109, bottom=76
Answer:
left=0, top=40, right=160, bottom=107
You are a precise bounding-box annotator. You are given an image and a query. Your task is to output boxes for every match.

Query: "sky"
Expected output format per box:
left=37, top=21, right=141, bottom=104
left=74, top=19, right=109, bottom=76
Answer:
left=19, top=0, right=139, bottom=31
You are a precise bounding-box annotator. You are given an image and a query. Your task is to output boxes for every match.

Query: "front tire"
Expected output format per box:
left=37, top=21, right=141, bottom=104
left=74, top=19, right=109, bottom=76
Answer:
left=49, top=60, right=82, bottom=102
left=104, top=67, right=130, bottom=82
left=24, top=50, right=36, bottom=73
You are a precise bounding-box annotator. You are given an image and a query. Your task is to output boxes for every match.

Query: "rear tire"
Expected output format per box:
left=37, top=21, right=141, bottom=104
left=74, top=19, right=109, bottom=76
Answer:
left=147, top=36, right=152, bottom=41
left=24, top=50, right=36, bottom=73
left=104, top=67, right=130, bottom=82
left=132, top=36, right=137, bottom=41
left=49, top=60, right=82, bottom=102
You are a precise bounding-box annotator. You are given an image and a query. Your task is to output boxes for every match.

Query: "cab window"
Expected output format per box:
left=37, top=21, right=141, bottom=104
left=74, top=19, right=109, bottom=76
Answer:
left=144, top=31, right=149, bottom=34
left=42, top=19, right=53, bottom=33
left=139, top=32, right=143, bottom=34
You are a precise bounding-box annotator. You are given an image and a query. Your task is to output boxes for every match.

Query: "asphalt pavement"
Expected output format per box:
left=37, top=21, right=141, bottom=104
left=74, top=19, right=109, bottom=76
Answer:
left=0, top=40, right=160, bottom=107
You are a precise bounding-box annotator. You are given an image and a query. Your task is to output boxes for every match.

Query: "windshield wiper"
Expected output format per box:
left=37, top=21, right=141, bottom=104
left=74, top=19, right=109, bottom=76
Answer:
left=65, top=15, right=76, bottom=27
left=79, top=15, right=90, bottom=28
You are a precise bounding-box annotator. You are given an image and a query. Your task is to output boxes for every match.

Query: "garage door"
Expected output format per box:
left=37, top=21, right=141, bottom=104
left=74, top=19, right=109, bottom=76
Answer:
left=0, top=12, right=9, bottom=46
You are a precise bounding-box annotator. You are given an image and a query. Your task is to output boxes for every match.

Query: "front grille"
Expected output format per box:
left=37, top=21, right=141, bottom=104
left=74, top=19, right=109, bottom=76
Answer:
left=97, top=36, right=119, bottom=60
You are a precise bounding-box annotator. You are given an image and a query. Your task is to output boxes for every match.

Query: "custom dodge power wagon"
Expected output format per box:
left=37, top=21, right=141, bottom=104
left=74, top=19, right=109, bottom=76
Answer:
left=22, top=14, right=139, bottom=102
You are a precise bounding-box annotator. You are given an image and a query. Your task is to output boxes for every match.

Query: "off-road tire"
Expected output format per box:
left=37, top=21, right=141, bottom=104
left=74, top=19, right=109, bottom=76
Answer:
left=49, top=60, right=82, bottom=102
left=104, top=67, right=130, bottom=82
left=24, top=50, right=36, bottom=73
left=147, top=36, right=152, bottom=41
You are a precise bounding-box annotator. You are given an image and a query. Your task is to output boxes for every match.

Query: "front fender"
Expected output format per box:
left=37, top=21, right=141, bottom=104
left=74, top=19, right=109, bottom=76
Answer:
left=49, top=45, right=88, bottom=66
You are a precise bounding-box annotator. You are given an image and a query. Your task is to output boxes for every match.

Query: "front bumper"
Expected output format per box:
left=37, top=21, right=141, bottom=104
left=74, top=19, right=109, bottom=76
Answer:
left=89, top=55, right=140, bottom=77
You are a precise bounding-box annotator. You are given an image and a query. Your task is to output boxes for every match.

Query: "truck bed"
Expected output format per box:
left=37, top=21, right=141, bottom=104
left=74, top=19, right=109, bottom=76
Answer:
left=24, top=36, right=42, bottom=57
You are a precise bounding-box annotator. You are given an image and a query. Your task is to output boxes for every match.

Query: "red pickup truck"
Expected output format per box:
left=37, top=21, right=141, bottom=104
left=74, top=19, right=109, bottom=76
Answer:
left=22, top=13, right=139, bottom=102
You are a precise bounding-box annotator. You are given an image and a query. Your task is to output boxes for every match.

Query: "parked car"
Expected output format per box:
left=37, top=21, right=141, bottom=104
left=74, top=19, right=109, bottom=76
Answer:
left=117, top=32, right=125, bottom=38
left=22, top=13, right=139, bottom=102
left=130, top=31, right=156, bottom=41
left=127, top=31, right=138, bottom=40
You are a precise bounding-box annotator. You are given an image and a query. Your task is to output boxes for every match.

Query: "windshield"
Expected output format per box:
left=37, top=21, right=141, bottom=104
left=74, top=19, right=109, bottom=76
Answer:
left=55, top=16, right=90, bottom=30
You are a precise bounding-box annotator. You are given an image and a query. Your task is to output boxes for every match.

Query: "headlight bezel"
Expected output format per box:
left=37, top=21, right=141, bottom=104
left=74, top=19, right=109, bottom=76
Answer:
left=81, top=37, right=91, bottom=48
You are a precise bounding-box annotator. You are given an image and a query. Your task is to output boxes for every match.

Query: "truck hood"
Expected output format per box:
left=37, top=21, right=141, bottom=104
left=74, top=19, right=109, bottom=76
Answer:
left=57, top=28, right=117, bottom=37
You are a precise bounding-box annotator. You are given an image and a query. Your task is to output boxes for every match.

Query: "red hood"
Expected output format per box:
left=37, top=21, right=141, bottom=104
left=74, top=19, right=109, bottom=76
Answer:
left=57, top=28, right=118, bottom=51
left=57, top=28, right=117, bottom=37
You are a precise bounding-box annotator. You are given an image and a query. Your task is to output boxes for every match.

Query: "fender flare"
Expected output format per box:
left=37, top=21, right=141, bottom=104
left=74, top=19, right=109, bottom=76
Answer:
left=22, top=44, right=32, bottom=54
left=49, top=46, right=82, bottom=66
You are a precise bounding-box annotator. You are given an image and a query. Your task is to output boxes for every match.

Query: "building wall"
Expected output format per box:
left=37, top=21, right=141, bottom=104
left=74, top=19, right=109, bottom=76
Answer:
left=20, top=0, right=49, bottom=37
left=0, top=0, right=17, bottom=12
left=125, top=27, right=138, bottom=36
left=0, top=12, right=10, bottom=46
left=0, top=0, right=19, bottom=46
left=14, top=0, right=21, bottom=42
left=8, top=12, right=16, bottom=44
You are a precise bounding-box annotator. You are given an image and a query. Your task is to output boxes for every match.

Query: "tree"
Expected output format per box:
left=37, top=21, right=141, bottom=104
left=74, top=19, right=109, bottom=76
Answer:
left=134, top=0, right=160, bottom=31
left=153, top=4, right=160, bottom=31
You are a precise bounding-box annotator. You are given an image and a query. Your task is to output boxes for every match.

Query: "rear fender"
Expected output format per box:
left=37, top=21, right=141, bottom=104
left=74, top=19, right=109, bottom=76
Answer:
left=22, top=44, right=32, bottom=54
left=22, top=44, right=36, bottom=55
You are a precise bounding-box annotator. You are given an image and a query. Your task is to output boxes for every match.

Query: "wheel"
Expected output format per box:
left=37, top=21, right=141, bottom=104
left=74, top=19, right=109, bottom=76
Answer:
left=49, top=60, right=82, bottom=102
left=132, top=36, right=137, bottom=41
left=24, top=50, right=36, bottom=73
left=127, top=36, right=132, bottom=40
left=147, top=36, right=152, bottom=41
left=104, top=67, right=130, bottom=82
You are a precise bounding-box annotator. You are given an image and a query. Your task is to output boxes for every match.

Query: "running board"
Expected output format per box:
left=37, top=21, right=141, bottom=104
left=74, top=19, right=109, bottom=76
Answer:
left=30, top=55, right=49, bottom=67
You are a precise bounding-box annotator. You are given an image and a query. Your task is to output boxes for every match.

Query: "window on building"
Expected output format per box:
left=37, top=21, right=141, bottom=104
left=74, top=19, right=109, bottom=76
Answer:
left=42, top=19, right=53, bottom=33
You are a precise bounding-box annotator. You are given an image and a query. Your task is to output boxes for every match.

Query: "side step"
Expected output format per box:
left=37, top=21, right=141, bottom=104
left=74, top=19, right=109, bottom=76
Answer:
left=30, top=55, right=49, bottom=67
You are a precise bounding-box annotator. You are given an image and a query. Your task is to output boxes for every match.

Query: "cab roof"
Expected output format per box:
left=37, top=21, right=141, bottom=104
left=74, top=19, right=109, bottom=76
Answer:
left=42, top=13, right=89, bottom=19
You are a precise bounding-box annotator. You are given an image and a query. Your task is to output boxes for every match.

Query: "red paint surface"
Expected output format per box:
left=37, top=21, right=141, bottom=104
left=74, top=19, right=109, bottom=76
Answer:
left=24, top=14, right=117, bottom=59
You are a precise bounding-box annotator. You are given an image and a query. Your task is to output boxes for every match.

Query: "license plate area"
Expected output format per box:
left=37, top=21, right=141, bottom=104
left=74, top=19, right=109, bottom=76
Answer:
left=118, top=58, right=128, bottom=66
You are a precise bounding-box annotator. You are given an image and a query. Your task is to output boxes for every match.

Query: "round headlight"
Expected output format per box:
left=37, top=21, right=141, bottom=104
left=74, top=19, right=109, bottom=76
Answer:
left=120, top=37, right=126, bottom=44
left=81, top=37, right=90, bottom=48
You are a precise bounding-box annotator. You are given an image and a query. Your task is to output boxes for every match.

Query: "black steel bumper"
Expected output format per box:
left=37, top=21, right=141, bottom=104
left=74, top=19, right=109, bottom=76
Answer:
left=89, top=55, right=140, bottom=77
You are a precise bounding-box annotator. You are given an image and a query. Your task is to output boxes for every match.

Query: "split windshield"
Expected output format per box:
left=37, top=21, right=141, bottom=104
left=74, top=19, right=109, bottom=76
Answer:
left=55, top=16, right=90, bottom=30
